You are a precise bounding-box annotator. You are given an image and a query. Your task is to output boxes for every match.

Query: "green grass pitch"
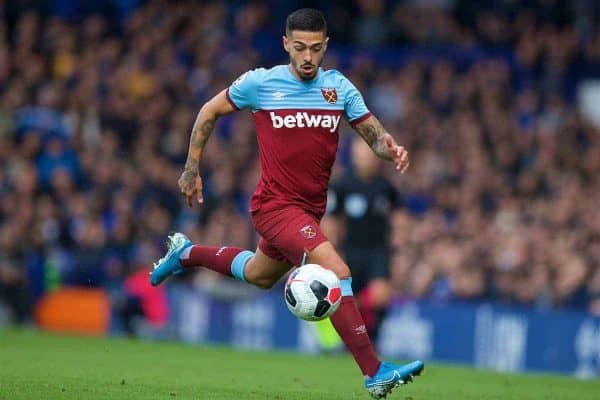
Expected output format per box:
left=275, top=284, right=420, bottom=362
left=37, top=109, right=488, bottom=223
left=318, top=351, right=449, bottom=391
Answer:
left=1, top=329, right=598, bottom=400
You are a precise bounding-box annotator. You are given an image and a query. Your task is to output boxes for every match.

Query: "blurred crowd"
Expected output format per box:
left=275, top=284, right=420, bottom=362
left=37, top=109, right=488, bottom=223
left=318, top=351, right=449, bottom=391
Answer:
left=0, top=0, right=599, bottom=326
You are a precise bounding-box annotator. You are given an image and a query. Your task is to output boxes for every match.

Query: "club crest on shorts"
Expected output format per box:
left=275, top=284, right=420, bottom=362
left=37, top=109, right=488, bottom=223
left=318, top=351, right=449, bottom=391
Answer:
left=321, top=88, right=337, bottom=104
left=300, top=224, right=317, bottom=239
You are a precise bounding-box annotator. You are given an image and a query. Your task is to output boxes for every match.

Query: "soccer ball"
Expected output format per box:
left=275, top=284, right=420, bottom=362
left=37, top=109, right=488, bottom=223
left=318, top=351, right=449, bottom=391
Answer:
left=284, top=264, right=342, bottom=321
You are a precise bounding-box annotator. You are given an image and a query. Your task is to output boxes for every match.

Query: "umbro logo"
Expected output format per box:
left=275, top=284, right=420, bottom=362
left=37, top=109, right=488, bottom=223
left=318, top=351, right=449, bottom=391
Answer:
left=272, top=91, right=285, bottom=100
left=355, top=324, right=367, bottom=335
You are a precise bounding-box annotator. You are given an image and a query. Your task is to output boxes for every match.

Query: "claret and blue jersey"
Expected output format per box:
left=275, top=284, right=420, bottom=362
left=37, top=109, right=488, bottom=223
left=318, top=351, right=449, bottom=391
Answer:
left=226, top=65, right=371, bottom=218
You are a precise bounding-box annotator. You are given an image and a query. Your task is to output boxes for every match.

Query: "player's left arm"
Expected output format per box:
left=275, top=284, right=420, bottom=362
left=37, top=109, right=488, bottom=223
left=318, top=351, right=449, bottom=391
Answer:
left=353, top=115, right=410, bottom=173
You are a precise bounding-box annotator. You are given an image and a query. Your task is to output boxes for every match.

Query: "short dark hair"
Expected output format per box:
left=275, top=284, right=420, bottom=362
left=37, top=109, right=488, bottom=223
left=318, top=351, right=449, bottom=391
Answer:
left=285, top=8, right=327, bottom=36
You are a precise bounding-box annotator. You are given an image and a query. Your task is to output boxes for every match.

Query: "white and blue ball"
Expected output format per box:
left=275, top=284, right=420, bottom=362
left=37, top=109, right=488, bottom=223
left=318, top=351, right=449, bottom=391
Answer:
left=284, top=264, right=342, bottom=321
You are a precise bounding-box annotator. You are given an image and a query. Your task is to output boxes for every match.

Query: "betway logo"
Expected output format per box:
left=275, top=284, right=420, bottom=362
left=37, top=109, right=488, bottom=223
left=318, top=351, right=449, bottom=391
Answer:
left=270, top=112, right=341, bottom=133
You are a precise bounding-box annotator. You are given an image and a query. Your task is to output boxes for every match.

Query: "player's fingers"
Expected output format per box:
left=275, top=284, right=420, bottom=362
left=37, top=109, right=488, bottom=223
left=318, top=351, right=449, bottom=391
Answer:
left=393, top=149, right=405, bottom=168
left=395, top=155, right=409, bottom=170
left=179, top=182, right=189, bottom=197
left=179, top=181, right=192, bottom=197
left=401, top=160, right=410, bottom=173
left=400, top=149, right=408, bottom=162
left=195, top=176, right=203, bottom=204
left=180, top=183, right=195, bottom=207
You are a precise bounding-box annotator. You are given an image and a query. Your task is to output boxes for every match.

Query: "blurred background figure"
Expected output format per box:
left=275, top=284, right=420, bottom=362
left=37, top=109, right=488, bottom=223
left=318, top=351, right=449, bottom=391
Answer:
left=325, top=138, right=399, bottom=339
left=0, top=256, right=31, bottom=325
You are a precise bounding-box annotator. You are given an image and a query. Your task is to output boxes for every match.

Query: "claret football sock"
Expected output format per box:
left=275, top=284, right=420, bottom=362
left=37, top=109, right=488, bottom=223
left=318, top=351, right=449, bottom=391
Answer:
left=329, top=278, right=381, bottom=377
left=180, top=245, right=253, bottom=281
left=358, top=287, right=378, bottom=337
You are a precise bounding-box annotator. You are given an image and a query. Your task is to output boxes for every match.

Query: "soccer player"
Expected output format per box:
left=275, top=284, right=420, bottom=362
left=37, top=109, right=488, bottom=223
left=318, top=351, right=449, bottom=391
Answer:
left=151, top=8, right=423, bottom=399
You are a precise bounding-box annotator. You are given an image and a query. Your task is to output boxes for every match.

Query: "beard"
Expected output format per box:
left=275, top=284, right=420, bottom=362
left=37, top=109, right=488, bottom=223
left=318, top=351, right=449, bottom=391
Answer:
left=291, top=58, right=319, bottom=80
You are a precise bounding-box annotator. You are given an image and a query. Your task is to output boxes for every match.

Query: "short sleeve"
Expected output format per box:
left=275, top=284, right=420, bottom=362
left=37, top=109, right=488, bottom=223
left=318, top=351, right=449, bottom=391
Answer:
left=226, top=69, right=264, bottom=111
left=342, top=77, right=371, bottom=126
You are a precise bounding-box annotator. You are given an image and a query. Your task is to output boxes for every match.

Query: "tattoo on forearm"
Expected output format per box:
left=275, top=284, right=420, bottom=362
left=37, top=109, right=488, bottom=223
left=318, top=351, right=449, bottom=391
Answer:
left=356, top=122, right=379, bottom=146
left=355, top=117, right=392, bottom=161
left=184, top=116, right=216, bottom=172
left=192, top=119, right=215, bottom=149
left=184, top=157, right=198, bottom=171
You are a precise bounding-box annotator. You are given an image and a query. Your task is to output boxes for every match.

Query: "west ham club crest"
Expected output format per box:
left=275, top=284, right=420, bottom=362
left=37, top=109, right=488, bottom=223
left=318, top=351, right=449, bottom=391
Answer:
left=321, top=88, right=337, bottom=104
left=300, top=224, right=317, bottom=239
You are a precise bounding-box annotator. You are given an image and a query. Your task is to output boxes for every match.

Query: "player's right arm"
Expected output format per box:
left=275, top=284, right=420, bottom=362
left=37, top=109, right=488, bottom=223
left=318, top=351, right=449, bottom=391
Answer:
left=340, top=73, right=409, bottom=173
left=179, top=89, right=236, bottom=207
left=179, top=69, right=263, bottom=207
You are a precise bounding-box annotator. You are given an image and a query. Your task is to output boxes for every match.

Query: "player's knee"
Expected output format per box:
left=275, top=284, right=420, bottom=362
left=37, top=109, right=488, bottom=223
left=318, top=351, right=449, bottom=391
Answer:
left=318, top=260, right=351, bottom=279
left=307, top=241, right=351, bottom=279
left=329, top=263, right=351, bottom=279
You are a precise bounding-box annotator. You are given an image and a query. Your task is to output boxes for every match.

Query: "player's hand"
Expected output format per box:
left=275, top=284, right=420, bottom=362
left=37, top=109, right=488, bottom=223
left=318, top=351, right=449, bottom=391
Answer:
left=178, top=169, right=203, bottom=207
left=384, top=134, right=409, bottom=173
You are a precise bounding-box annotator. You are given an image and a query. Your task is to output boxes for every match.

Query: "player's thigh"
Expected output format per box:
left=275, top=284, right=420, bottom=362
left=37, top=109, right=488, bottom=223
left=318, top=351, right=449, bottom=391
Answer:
left=244, top=244, right=293, bottom=285
left=306, top=241, right=351, bottom=279
left=252, top=205, right=327, bottom=266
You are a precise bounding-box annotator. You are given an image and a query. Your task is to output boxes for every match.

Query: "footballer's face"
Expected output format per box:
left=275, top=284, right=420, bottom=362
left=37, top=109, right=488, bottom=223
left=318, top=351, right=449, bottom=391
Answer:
left=283, top=30, right=328, bottom=81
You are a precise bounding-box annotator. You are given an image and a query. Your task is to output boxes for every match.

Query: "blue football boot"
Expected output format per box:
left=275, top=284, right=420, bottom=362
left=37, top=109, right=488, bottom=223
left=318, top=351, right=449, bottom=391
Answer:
left=150, top=233, right=192, bottom=286
left=364, top=360, right=424, bottom=399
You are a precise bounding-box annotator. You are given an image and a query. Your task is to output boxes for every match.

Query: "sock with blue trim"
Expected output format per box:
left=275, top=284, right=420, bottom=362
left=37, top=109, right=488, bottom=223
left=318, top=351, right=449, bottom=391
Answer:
left=330, top=277, right=381, bottom=377
left=180, top=246, right=253, bottom=282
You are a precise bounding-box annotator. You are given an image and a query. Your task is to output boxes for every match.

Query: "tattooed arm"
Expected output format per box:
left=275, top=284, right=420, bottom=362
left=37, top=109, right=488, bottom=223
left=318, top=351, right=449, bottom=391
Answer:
left=179, top=89, right=237, bottom=206
left=353, top=115, right=410, bottom=173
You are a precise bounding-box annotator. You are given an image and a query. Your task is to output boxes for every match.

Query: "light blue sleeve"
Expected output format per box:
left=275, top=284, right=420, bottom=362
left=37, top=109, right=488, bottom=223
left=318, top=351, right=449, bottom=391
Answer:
left=342, top=76, right=371, bottom=125
left=226, top=69, right=264, bottom=111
